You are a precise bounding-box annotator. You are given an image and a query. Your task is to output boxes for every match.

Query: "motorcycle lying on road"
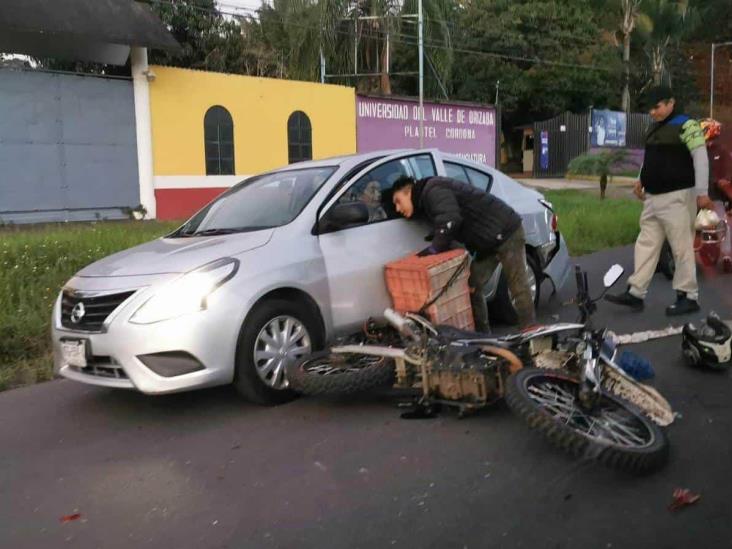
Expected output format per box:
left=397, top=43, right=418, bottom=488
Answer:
left=287, top=265, right=674, bottom=474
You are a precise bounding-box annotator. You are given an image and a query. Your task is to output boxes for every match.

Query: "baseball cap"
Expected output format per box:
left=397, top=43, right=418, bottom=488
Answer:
left=642, top=85, right=674, bottom=108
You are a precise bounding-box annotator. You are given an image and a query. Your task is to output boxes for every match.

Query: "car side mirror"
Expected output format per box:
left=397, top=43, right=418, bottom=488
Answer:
left=603, top=264, right=624, bottom=288
left=320, top=202, right=370, bottom=232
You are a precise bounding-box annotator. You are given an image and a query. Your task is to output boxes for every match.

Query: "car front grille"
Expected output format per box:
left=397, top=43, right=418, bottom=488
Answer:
left=61, top=290, right=136, bottom=332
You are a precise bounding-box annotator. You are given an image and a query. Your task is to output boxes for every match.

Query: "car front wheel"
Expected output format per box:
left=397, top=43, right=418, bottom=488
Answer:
left=234, top=298, right=323, bottom=405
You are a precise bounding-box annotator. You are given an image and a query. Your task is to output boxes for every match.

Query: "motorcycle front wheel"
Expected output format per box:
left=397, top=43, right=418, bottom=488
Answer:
left=505, top=368, right=669, bottom=474
left=286, top=350, right=395, bottom=396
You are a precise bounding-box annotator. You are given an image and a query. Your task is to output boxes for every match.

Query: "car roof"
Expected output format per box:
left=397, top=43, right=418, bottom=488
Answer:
left=268, top=149, right=413, bottom=173
left=440, top=153, right=496, bottom=174
left=268, top=149, right=498, bottom=177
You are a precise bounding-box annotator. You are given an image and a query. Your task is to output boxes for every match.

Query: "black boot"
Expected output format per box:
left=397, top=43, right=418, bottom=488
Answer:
left=605, top=287, right=644, bottom=311
left=666, top=292, right=700, bottom=316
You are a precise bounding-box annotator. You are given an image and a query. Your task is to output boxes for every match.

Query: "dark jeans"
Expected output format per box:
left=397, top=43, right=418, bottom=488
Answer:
left=468, top=226, right=536, bottom=331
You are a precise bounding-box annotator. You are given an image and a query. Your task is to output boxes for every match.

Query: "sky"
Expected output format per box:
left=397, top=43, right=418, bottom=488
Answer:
left=217, top=0, right=267, bottom=16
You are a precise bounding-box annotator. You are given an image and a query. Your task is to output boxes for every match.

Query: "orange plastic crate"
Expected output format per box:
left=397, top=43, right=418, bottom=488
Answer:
left=385, top=249, right=475, bottom=330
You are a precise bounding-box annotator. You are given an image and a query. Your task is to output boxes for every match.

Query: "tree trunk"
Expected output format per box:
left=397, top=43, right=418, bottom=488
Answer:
left=600, top=174, right=608, bottom=199
left=652, top=47, right=664, bottom=86
left=379, top=42, right=391, bottom=95
left=622, top=31, right=631, bottom=112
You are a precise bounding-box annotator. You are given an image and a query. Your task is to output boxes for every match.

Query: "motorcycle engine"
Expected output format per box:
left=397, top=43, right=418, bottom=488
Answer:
left=424, top=343, right=504, bottom=405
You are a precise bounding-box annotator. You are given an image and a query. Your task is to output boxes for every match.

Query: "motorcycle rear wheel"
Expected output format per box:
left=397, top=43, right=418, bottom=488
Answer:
left=506, top=368, right=669, bottom=474
left=286, top=350, right=395, bottom=396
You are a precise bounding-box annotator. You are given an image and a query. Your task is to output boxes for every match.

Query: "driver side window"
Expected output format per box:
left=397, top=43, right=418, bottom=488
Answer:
left=336, top=154, right=435, bottom=227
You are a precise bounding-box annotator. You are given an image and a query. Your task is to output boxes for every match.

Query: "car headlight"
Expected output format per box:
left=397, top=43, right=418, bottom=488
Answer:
left=130, top=258, right=239, bottom=324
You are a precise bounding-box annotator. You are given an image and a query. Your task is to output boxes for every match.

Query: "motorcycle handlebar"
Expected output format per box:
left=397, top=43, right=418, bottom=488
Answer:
left=384, top=308, right=409, bottom=333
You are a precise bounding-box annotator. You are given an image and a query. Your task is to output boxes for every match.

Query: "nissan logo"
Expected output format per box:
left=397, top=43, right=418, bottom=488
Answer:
left=70, top=302, right=86, bottom=324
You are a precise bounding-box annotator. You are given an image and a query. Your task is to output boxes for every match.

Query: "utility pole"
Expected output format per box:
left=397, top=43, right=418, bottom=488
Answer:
left=418, top=0, right=424, bottom=148
left=320, top=47, right=325, bottom=84
left=710, top=41, right=732, bottom=119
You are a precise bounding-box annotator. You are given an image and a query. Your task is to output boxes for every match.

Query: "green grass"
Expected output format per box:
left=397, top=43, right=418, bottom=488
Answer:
left=544, top=189, right=641, bottom=256
left=0, top=220, right=180, bottom=390
left=0, top=194, right=642, bottom=391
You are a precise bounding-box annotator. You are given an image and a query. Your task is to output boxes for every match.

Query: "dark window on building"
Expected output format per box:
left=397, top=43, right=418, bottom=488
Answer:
left=288, top=111, right=312, bottom=164
left=204, top=106, right=235, bottom=175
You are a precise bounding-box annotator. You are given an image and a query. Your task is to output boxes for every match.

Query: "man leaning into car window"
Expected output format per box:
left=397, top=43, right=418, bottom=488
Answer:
left=391, top=175, right=535, bottom=333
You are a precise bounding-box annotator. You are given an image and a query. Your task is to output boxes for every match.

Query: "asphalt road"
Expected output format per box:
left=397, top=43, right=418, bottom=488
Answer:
left=1, top=246, right=731, bottom=549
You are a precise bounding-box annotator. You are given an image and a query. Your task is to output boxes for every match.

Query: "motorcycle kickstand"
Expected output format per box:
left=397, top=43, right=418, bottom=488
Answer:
left=398, top=398, right=441, bottom=420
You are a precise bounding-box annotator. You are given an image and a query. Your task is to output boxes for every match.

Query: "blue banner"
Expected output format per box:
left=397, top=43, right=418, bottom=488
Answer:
left=591, top=109, right=627, bottom=147
left=540, top=130, right=549, bottom=170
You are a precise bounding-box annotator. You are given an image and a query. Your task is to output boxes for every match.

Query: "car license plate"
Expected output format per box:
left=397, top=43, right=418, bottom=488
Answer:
left=61, top=339, right=88, bottom=368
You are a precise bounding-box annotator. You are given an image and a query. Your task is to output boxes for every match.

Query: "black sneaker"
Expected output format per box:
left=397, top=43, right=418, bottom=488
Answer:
left=666, top=292, right=700, bottom=316
left=605, top=289, right=644, bottom=311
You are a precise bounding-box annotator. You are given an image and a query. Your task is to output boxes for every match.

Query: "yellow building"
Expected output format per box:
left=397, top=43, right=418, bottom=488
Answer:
left=147, top=66, right=356, bottom=219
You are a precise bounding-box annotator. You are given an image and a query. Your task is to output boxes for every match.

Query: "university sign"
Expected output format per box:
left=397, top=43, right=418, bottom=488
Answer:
left=356, top=96, right=497, bottom=167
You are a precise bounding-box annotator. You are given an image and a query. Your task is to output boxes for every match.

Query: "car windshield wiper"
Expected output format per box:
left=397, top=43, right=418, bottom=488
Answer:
left=173, top=226, right=275, bottom=238
left=190, top=228, right=241, bottom=236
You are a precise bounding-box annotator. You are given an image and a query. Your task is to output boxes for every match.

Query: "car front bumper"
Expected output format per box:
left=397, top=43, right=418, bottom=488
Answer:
left=51, top=287, right=241, bottom=394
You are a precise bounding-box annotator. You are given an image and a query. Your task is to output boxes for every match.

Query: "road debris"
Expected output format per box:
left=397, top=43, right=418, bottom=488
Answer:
left=608, top=326, right=683, bottom=346
left=59, top=513, right=81, bottom=524
left=668, top=488, right=701, bottom=512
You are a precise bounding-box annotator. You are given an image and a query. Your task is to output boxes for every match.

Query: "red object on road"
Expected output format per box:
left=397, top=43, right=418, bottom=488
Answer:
left=59, top=513, right=82, bottom=523
left=668, top=488, right=701, bottom=512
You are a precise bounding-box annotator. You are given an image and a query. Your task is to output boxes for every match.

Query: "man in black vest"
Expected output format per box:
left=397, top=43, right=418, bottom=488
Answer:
left=606, top=86, right=713, bottom=315
left=391, top=175, right=535, bottom=332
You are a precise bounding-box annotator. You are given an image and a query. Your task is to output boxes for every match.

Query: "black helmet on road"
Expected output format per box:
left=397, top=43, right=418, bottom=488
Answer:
left=682, top=313, right=732, bottom=370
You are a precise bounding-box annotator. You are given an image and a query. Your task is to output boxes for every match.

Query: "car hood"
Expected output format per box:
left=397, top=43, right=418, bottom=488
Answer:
left=76, top=229, right=274, bottom=277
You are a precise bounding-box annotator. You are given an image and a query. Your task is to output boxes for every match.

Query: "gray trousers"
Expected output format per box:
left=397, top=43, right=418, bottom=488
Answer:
left=468, top=226, right=536, bottom=331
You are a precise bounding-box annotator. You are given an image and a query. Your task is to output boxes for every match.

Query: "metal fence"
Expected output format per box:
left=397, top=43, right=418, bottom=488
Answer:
left=626, top=112, right=652, bottom=148
left=532, top=110, right=651, bottom=177
left=532, top=111, right=590, bottom=178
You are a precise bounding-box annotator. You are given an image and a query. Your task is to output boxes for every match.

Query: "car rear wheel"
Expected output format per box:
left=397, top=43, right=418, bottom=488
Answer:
left=489, top=253, right=541, bottom=325
left=234, top=298, right=323, bottom=405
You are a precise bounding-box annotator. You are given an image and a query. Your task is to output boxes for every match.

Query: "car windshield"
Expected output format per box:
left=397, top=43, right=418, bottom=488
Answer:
left=171, top=167, right=336, bottom=237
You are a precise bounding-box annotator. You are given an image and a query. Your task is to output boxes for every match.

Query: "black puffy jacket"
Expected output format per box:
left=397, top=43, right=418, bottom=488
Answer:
left=413, top=176, right=522, bottom=254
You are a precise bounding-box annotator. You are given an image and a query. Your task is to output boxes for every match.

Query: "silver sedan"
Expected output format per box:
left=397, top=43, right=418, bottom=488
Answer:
left=51, top=149, right=570, bottom=404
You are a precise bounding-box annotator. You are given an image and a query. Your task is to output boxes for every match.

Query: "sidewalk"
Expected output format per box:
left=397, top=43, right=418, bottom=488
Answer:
left=516, top=176, right=637, bottom=199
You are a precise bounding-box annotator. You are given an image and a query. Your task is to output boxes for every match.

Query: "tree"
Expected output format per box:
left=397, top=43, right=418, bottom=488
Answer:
left=452, top=0, right=622, bottom=127
left=257, top=0, right=454, bottom=95
left=567, top=150, right=630, bottom=199
left=147, top=0, right=284, bottom=76
left=593, top=0, right=644, bottom=113
left=620, top=1, right=643, bottom=112
left=386, top=0, right=457, bottom=97
left=635, top=0, right=699, bottom=87
left=148, top=0, right=222, bottom=68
